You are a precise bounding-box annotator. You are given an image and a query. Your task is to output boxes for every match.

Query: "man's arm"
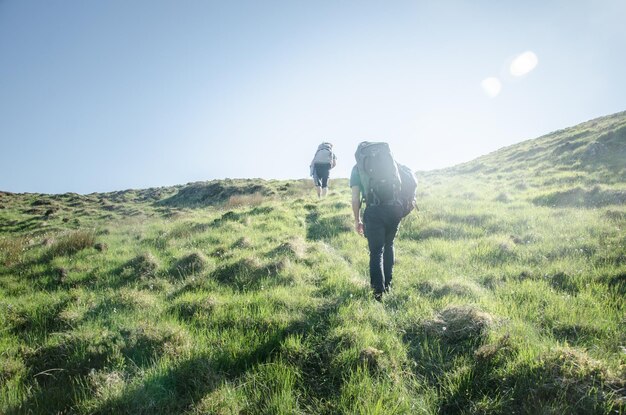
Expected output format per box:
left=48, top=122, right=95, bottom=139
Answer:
left=351, top=186, right=364, bottom=236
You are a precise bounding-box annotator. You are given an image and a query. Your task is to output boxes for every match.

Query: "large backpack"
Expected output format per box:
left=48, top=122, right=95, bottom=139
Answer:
left=397, top=163, right=418, bottom=217
left=312, top=142, right=334, bottom=165
left=355, top=142, right=418, bottom=217
left=355, top=142, right=402, bottom=205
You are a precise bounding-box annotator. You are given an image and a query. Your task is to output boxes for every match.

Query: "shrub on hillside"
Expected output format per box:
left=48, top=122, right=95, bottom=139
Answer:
left=47, top=230, right=96, bottom=258
left=173, top=251, right=210, bottom=277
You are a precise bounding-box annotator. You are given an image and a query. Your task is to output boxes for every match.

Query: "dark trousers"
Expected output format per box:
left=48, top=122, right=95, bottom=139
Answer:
left=313, top=163, right=331, bottom=188
left=363, top=204, right=403, bottom=294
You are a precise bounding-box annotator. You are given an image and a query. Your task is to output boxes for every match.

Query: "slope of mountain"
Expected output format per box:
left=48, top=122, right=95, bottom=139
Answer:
left=451, top=110, right=626, bottom=179
left=421, top=111, right=626, bottom=209
left=0, top=112, right=624, bottom=414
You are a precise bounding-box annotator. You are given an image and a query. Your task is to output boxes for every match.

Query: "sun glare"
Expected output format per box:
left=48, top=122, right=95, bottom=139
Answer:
left=510, top=51, right=538, bottom=77
left=481, top=77, right=502, bottom=98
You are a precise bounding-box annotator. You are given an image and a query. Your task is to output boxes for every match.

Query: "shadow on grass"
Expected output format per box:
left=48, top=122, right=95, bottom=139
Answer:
left=94, top=298, right=344, bottom=414
left=0, top=216, right=43, bottom=234
left=9, top=293, right=346, bottom=414
left=404, top=322, right=622, bottom=414
left=14, top=324, right=189, bottom=414
left=305, top=207, right=352, bottom=241
left=606, top=272, right=626, bottom=295
left=401, top=306, right=498, bottom=413
left=4, top=293, right=71, bottom=341
left=550, top=324, right=606, bottom=346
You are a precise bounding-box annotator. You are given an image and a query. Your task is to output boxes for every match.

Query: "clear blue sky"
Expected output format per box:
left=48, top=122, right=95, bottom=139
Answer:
left=1, top=1, right=625, bottom=194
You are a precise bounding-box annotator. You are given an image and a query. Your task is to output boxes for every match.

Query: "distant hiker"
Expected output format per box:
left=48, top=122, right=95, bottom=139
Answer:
left=310, top=142, right=337, bottom=198
left=350, top=142, right=417, bottom=301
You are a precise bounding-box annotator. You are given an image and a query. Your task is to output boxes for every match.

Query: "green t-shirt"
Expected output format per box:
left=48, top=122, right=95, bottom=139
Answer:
left=349, top=165, right=365, bottom=195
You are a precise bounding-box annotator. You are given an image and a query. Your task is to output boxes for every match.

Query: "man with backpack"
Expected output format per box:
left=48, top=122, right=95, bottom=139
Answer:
left=350, top=141, right=417, bottom=301
left=310, top=142, right=337, bottom=198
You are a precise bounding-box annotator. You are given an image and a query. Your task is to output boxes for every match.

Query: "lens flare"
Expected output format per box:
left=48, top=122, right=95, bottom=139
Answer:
left=481, top=77, right=502, bottom=98
left=510, top=51, right=538, bottom=76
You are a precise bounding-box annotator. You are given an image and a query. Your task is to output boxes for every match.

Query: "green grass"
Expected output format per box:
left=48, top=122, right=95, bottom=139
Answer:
left=1, top=112, right=626, bottom=413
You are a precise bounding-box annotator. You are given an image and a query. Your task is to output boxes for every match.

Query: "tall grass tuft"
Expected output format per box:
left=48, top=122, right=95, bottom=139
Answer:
left=122, top=252, right=160, bottom=279
left=173, top=251, right=210, bottom=277
left=47, top=230, right=96, bottom=258
left=0, top=236, right=27, bottom=265
left=226, top=193, right=267, bottom=208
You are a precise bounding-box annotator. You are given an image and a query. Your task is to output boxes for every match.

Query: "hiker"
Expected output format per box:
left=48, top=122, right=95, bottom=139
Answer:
left=350, top=142, right=417, bottom=301
left=310, top=142, right=337, bottom=198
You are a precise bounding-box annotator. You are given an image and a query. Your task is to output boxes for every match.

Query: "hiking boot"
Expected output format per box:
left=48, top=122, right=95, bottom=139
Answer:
left=373, top=292, right=383, bottom=302
left=384, top=283, right=392, bottom=293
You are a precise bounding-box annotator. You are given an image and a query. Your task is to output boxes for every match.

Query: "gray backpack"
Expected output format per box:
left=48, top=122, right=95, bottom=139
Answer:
left=312, top=143, right=334, bottom=165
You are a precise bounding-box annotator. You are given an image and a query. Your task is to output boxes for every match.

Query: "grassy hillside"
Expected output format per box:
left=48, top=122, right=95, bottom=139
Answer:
left=447, top=110, right=626, bottom=206
left=1, top=113, right=625, bottom=414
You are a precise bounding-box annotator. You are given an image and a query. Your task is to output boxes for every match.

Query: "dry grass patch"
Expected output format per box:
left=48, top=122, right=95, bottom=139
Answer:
left=359, top=346, right=385, bottom=371
left=226, top=193, right=267, bottom=207
left=425, top=305, right=494, bottom=342
left=87, top=369, right=126, bottom=401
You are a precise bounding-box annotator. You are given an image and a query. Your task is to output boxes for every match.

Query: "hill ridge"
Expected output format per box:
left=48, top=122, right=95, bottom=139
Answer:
left=446, top=109, right=626, bottom=179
